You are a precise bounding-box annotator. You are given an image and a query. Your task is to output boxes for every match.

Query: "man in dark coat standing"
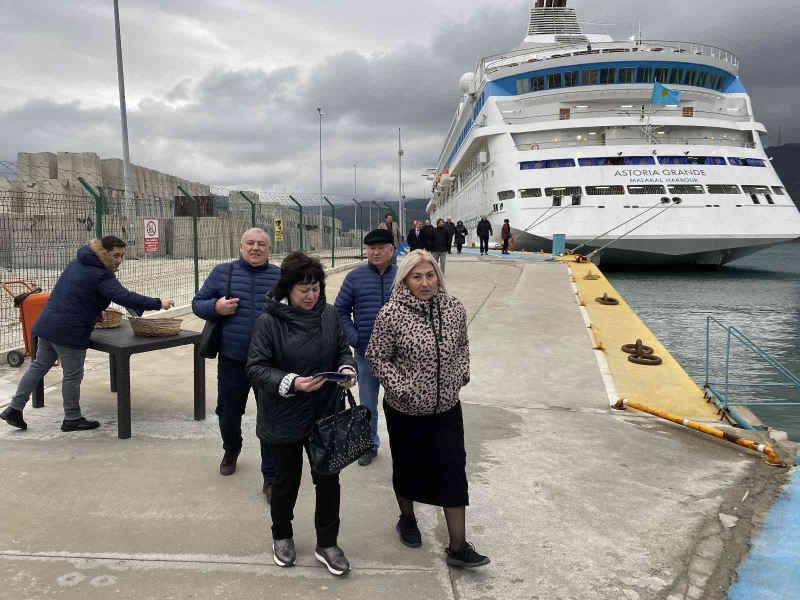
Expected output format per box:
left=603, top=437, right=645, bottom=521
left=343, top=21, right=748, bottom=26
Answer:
left=192, top=228, right=281, bottom=499
left=334, top=228, right=397, bottom=466
left=422, top=220, right=434, bottom=250
left=1, top=236, right=173, bottom=432
left=406, top=220, right=427, bottom=251
left=444, top=217, right=456, bottom=254
left=476, top=215, right=493, bottom=255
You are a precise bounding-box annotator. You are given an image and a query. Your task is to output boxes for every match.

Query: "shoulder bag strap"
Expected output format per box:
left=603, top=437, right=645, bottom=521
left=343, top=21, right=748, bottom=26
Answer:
left=225, top=262, right=234, bottom=298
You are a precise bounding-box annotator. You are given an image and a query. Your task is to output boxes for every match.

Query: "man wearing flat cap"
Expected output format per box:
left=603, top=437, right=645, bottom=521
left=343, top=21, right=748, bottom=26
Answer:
left=334, top=229, right=397, bottom=466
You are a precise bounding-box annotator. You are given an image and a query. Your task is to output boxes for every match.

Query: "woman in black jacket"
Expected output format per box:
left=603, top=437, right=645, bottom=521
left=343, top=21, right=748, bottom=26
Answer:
left=454, top=221, right=468, bottom=253
left=247, top=252, right=356, bottom=576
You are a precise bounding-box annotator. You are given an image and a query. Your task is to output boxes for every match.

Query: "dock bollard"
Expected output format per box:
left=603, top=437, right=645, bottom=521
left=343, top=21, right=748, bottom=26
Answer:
left=613, top=399, right=785, bottom=467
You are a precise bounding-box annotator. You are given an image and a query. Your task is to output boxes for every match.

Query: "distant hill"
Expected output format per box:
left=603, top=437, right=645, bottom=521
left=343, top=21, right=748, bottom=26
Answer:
left=765, top=143, right=800, bottom=209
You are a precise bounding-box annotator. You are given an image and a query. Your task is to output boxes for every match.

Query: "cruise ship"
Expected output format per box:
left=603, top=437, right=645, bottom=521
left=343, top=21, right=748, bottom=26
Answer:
left=427, top=0, right=800, bottom=265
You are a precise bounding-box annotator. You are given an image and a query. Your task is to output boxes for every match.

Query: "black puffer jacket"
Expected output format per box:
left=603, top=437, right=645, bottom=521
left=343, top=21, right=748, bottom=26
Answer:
left=247, top=294, right=355, bottom=444
left=429, top=226, right=450, bottom=252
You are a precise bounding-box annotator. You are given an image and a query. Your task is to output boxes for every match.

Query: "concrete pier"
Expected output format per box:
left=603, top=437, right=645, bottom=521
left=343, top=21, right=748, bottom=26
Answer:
left=0, top=255, right=791, bottom=599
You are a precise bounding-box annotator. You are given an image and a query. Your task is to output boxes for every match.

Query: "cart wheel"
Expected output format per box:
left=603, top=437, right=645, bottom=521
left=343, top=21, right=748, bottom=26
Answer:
left=7, top=350, right=24, bottom=368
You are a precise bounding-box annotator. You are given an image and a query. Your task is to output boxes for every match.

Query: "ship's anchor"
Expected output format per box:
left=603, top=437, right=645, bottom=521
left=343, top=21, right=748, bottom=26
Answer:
left=622, top=339, right=663, bottom=366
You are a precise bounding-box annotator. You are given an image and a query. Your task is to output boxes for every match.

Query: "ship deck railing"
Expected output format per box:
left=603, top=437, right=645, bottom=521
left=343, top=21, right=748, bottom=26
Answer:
left=481, top=40, right=740, bottom=77
left=704, top=316, right=800, bottom=430
left=513, top=138, right=756, bottom=151
left=501, top=107, right=752, bottom=126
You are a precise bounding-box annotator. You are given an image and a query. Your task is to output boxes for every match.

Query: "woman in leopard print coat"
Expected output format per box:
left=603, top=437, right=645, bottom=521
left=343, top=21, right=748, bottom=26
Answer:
left=366, top=250, right=489, bottom=569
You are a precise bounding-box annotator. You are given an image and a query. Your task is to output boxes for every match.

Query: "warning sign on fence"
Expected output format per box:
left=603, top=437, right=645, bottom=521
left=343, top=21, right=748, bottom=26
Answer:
left=274, top=218, right=284, bottom=242
left=144, top=218, right=160, bottom=253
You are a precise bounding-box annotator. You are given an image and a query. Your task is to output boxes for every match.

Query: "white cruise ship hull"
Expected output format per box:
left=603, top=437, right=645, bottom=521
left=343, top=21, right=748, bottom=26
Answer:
left=426, top=1, right=800, bottom=267
left=509, top=229, right=792, bottom=266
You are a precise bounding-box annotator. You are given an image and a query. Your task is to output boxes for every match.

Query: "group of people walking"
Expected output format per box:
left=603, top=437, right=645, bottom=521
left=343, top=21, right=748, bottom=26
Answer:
left=2, top=226, right=489, bottom=577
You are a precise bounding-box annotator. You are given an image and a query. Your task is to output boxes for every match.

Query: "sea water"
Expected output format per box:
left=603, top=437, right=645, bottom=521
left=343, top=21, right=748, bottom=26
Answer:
left=607, top=243, right=800, bottom=441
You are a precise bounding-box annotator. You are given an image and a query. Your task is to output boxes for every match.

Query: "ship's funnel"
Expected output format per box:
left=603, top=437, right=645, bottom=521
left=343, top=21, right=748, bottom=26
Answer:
left=527, top=0, right=584, bottom=40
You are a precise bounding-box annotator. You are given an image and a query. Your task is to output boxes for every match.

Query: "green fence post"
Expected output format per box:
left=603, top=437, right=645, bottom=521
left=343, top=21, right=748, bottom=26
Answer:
left=238, top=190, right=257, bottom=229
left=288, top=195, right=304, bottom=251
left=177, top=184, right=200, bottom=294
left=77, top=176, right=104, bottom=239
left=323, top=196, right=335, bottom=268
left=353, top=199, right=364, bottom=258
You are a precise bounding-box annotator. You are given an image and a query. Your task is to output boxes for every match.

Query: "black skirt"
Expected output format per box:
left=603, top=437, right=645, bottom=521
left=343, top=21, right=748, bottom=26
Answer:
left=384, top=401, right=469, bottom=508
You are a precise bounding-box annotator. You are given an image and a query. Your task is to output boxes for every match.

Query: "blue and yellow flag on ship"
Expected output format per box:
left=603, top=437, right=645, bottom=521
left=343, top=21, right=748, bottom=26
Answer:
left=652, top=81, right=681, bottom=105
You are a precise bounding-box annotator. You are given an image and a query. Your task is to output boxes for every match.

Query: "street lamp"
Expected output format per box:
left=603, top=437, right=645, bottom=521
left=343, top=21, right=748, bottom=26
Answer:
left=317, top=107, right=323, bottom=232
left=353, top=164, right=358, bottom=233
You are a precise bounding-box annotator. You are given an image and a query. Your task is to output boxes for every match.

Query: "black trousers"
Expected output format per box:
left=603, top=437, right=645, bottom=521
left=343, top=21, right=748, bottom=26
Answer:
left=502, top=237, right=510, bottom=253
left=217, top=357, right=275, bottom=479
left=456, top=241, right=463, bottom=253
left=479, top=236, right=489, bottom=253
left=268, top=439, right=341, bottom=547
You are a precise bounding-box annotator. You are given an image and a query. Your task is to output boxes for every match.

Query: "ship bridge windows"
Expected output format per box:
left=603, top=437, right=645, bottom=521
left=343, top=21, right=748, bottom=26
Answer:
left=668, top=185, right=705, bottom=194
left=579, top=156, right=656, bottom=166
left=669, top=68, right=684, bottom=84
left=548, top=73, right=562, bottom=89
left=627, top=185, right=667, bottom=195
left=599, top=68, right=616, bottom=84
left=563, top=70, right=580, bottom=87
left=519, top=188, right=543, bottom=198
left=772, top=186, right=786, bottom=195
left=658, top=156, right=726, bottom=165
left=636, top=67, right=653, bottom=83
left=498, top=190, right=516, bottom=200
left=618, top=68, right=635, bottom=83
left=729, top=157, right=767, bottom=167
left=586, top=185, right=625, bottom=195
left=532, top=75, right=546, bottom=91
left=546, top=186, right=582, bottom=196
left=520, top=158, right=576, bottom=169
left=654, top=67, right=669, bottom=82
left=707, top=184, right=741, bottom=194
left=515, top=78, right=531, bottom=94
left=582, top=69, right=598, bottom=85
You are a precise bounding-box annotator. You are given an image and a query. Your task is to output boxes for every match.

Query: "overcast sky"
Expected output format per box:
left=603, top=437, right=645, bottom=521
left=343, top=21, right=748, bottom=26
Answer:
left=1, top=0, right=797, bottom=199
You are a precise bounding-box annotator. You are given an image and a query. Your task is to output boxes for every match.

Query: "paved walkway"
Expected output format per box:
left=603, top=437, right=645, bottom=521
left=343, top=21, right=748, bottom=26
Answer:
left=0, top=255, right=791, bottom=599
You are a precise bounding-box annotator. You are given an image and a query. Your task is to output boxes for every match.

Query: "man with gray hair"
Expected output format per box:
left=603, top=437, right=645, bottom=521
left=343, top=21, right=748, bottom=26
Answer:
left=192, top=228, right=281, bottom=500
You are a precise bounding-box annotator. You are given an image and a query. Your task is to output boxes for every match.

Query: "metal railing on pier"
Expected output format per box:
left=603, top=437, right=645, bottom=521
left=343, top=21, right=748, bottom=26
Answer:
left=704, top=317, right=800, bottom=430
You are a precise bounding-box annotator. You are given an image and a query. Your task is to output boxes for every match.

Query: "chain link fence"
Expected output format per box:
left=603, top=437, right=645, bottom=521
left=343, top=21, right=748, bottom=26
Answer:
left=0, top=188, right=395, bottom=354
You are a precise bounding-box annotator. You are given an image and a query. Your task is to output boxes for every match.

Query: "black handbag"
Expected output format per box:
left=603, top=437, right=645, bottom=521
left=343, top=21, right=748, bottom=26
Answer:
left=308, top=388, right=373, bottom=475
left=197, top=263, right=234, bottom=359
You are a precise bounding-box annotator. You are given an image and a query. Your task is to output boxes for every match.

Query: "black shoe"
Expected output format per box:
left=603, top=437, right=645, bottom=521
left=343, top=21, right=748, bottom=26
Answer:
left=358, top=445, right=378, bottom=466
left=396, top=515, right=422, bottom=548
left=315, top=545, right=350, bottom=576
left=60, top=417, right=99, bottom=432
left=219, top=450, right=239, bottom=476
left=262, top=480, right=274, bottom=504
left=0, top=407, right=27, bottom=430
left=273, top=538, right=296, bottom=567
left=445, top=542, right=490, bottom=568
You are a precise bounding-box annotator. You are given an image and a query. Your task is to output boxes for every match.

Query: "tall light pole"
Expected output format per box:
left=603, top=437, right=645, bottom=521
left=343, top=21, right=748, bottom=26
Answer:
left=353, top=163, right=358, bottom=233
left=398, top=128, right=404, bottom=234
left=113, top=0, right=135, bottom=241
left=317, top=107, right=323, bottom=232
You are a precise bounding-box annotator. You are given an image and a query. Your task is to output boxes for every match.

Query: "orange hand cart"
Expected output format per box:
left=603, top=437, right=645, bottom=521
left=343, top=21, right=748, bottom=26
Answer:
left=1, top=280, right=49, bottom=367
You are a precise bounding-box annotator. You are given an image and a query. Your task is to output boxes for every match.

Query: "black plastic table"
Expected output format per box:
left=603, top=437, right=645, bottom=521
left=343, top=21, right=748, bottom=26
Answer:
left=32, top=322, right=205, bottom=439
